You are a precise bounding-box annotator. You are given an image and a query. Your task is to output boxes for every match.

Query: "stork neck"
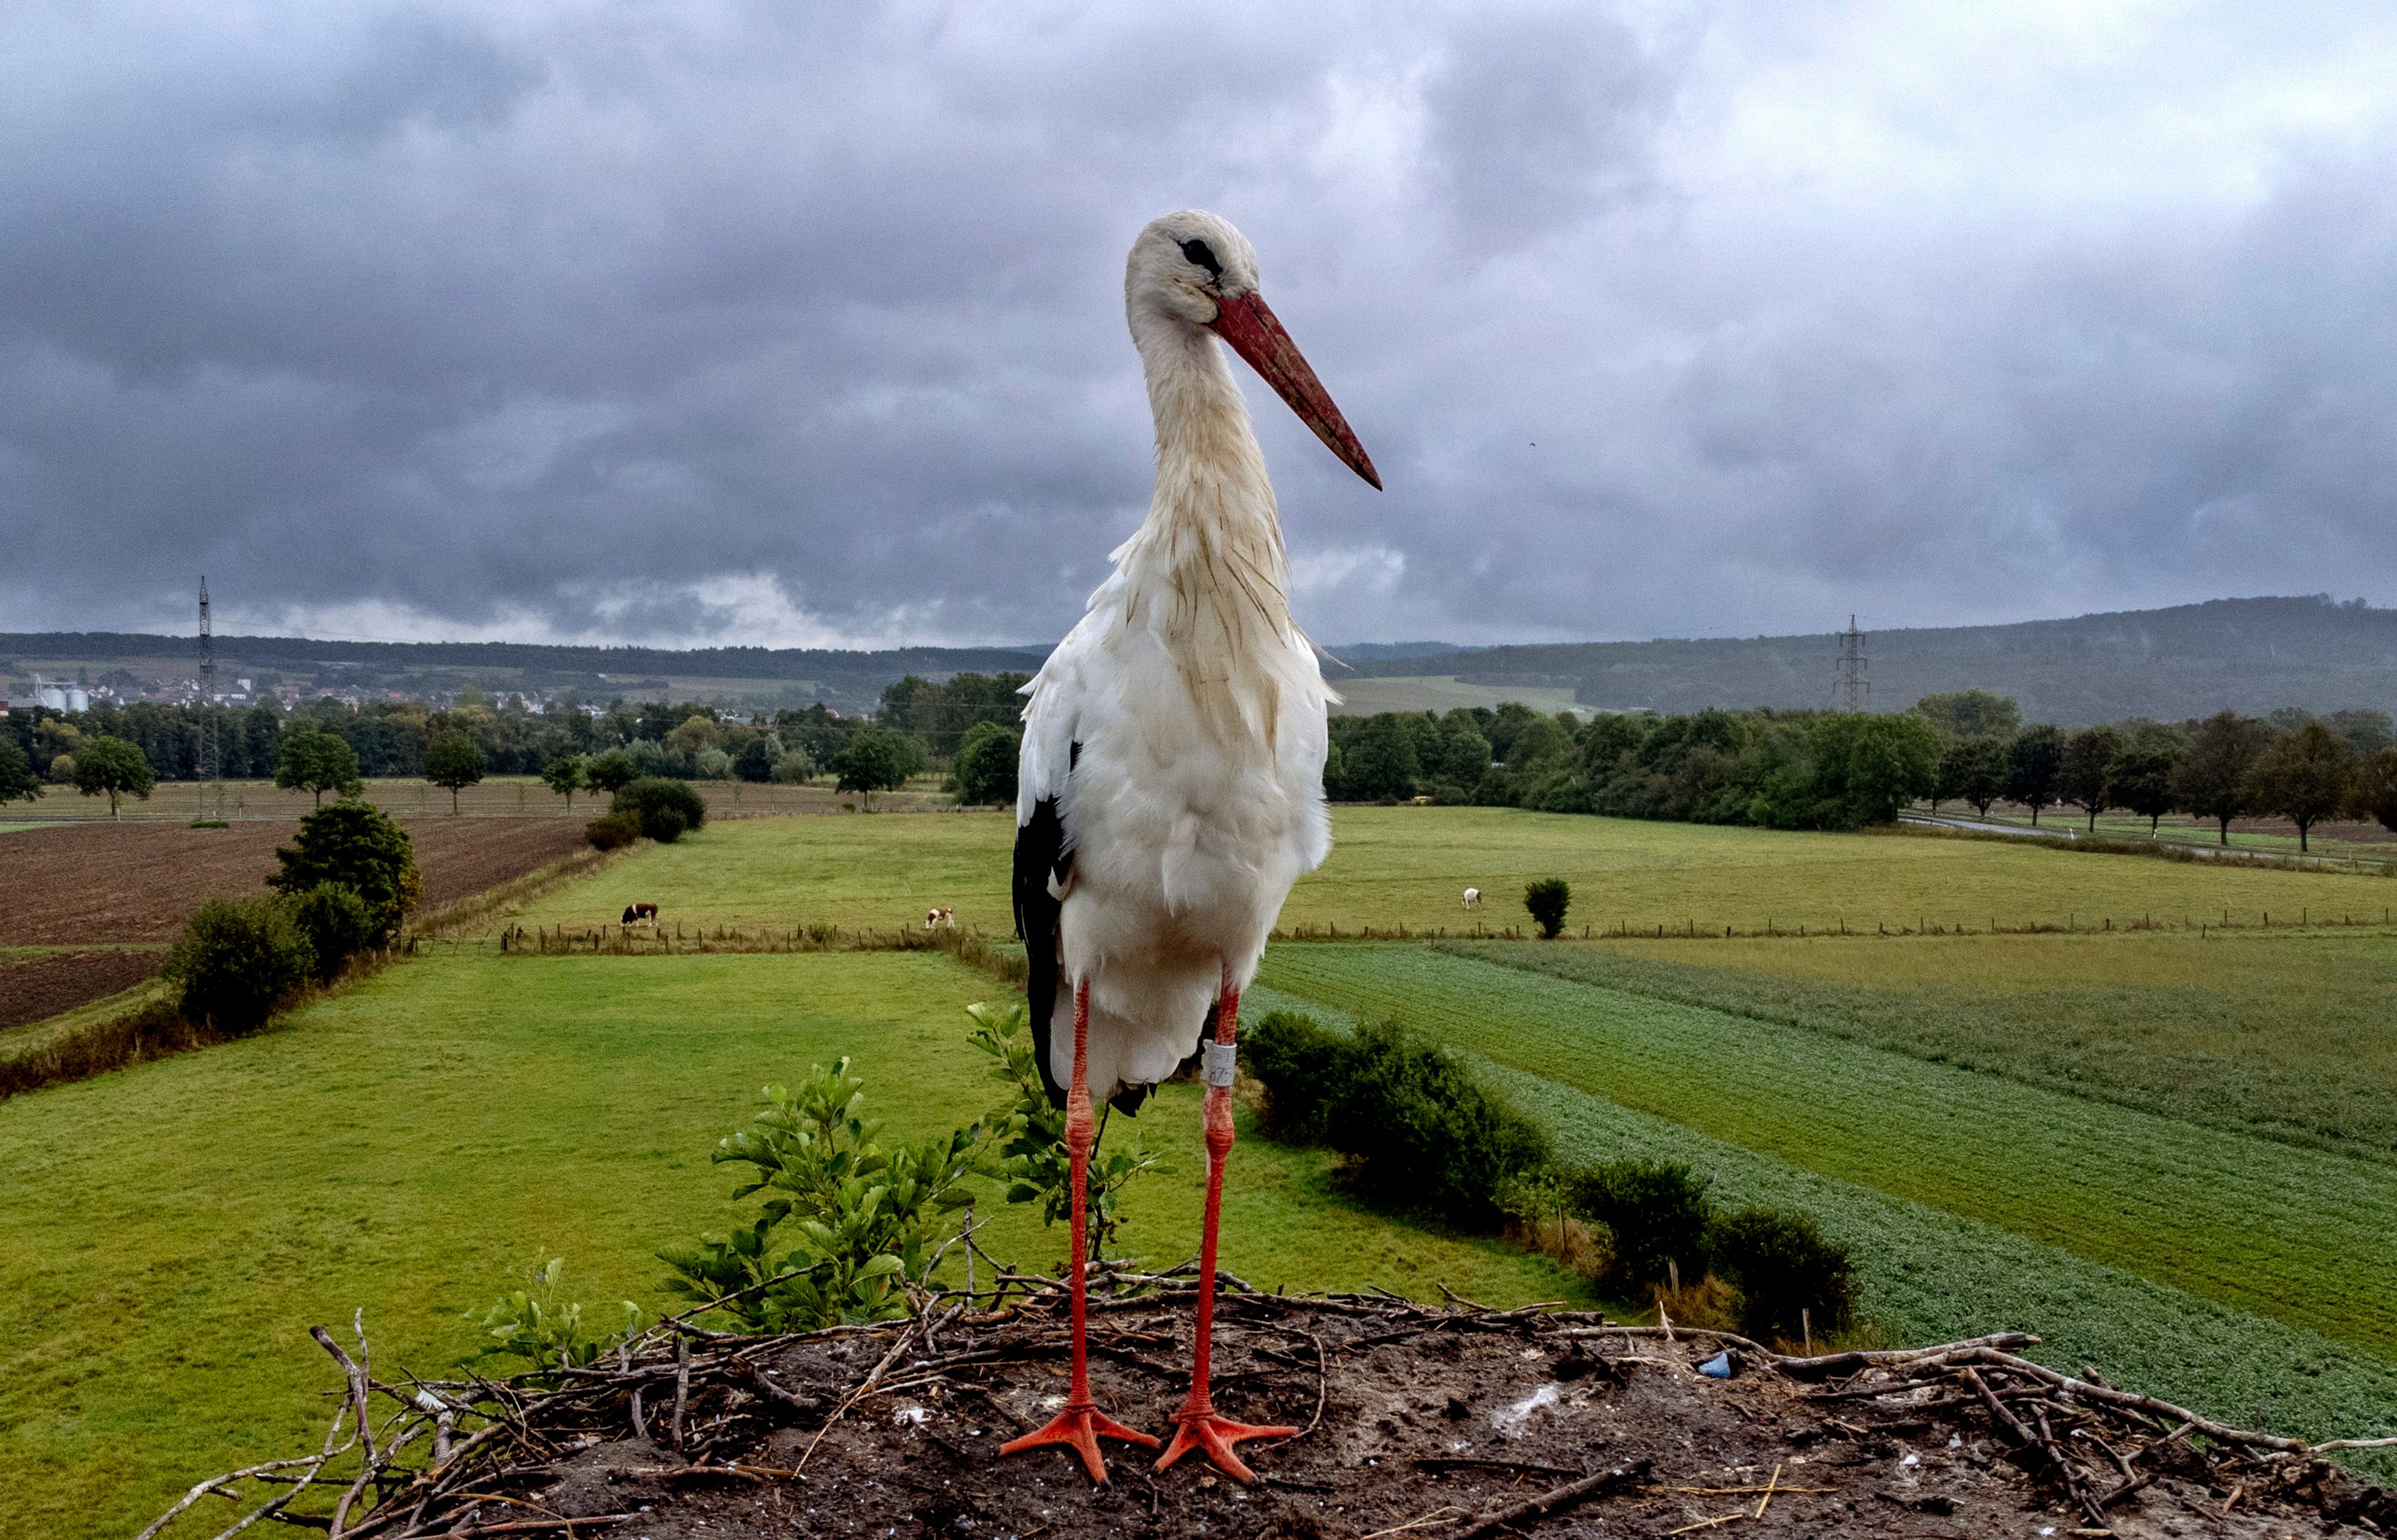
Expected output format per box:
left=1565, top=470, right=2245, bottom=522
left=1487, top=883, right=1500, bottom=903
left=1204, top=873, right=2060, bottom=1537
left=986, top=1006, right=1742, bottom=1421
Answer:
left=1110, top=313, right=1303, bottom=745
left=1145, top=324, right=1257, bottom=475
left=1130, top=318, right=1286, bottom=576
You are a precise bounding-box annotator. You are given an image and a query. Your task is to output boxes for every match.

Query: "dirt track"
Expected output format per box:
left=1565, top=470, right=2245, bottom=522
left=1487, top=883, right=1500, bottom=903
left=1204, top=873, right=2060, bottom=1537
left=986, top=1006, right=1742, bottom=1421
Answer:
left=0, top=818, right=588, bottom=946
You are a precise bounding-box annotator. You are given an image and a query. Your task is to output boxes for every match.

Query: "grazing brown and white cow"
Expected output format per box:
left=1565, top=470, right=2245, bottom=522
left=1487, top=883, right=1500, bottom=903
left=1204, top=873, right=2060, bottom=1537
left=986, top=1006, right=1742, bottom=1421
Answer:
left=1461, top=887, right=1482, bottom=910
left=924, top=906, right=955, bottom=931
left=623, top=902, right=659, bottom=924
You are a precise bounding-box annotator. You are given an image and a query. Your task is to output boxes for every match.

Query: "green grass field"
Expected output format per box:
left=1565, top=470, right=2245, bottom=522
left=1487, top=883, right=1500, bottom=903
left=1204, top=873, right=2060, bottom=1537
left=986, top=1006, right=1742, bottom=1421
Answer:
left=1255, top=946, right=2397, bottom=1358
left=498, top=806, right=2397, bottom=941
left=0, top=949, right=1581, bottom=1539
left=1243, top=979, right=2397, bottom=1462
left=1467, top=931, right=2397, bottom=1161
left=1328, top=674, right=1586, bottom=717
left=11, top=803, right=2397, bottom=1533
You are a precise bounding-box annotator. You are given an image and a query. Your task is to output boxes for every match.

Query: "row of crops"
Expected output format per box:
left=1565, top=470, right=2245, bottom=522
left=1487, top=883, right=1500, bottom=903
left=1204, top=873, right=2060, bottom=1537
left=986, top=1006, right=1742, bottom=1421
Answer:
left=1245, top=948, right=2397, bottom=1461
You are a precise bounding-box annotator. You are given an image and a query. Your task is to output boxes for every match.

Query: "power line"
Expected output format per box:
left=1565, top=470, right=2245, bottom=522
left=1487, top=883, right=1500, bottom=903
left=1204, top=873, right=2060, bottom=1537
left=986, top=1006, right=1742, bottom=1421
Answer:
left=1832, top=613, right=1868, bottom=712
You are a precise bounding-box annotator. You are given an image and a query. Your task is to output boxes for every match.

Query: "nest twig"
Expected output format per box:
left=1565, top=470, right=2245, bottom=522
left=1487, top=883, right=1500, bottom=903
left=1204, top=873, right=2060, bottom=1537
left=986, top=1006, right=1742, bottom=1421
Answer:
left=139, top=1280, right=2396, bottom=1540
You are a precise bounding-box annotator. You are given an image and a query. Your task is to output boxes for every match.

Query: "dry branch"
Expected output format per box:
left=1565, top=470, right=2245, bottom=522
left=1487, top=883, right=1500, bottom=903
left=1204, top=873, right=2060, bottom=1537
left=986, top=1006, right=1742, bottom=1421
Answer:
left=1439, top=1460, right=1650, bottom=1540
left=139, top=1288, right=2392, bottom=1540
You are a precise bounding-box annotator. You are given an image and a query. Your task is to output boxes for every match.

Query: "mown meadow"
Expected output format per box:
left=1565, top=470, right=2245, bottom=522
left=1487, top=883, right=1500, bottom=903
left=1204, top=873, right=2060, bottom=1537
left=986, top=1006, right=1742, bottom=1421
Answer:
left=502, top=803, right=2397, bottom=938
left=6, top=804, right=2395, bottom=1534
left=1466, top=930, right=2397, bottom=1160
left=1248, top=951, right=2397, bottom=1395
left=0, top=948, right=1579, bottom=1539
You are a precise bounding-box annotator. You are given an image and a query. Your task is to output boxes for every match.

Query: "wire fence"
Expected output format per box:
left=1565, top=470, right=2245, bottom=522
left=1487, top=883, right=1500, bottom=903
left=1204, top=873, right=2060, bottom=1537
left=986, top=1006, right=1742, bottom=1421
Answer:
left=474, top=905, right=2397, bottom=958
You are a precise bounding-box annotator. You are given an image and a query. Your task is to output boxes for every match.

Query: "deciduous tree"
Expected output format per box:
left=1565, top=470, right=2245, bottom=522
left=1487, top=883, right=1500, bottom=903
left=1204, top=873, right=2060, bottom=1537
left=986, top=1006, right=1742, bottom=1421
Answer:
left=2002, top=724, right=2066, bottom=825
left=2242, top=722, right=2355, bottom=851
left=2174, top=710, right=2273, bottom=846
left=732, top=736, right=780, bottom=783
left=954, top=722, right=1020, bottom=806
left=833, top=726, right=926, bottom=809
left=2104, top=744, right=2182, bottom=834
left=1945, top=735, right=2007, bottom=818
left=584, top=748, right=639, bottom=793
left=0, top=738, right=39, bottom=804
left=1337, top=714, right=1421, bottom=802
left=424, top=730, right=486, bottom=813
left=73, top=734, right=155, bottom=818
left=269, top=799, right=421, bottom=944
left=2351, top=747, right=2397, bottom=835
left=2057, top=725, right=2120, bottom=832
left=541, top=753, right=589, bottom=810
left=275, top=729, right=361, bottom=807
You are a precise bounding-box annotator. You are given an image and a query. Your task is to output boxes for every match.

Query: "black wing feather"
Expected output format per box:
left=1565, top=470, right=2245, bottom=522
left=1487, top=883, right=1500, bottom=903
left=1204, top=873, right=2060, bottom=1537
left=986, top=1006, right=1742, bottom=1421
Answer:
left=1012, top=787, right=1071, bottom=1109
left=1011, top=740, right=1155, bottom=1116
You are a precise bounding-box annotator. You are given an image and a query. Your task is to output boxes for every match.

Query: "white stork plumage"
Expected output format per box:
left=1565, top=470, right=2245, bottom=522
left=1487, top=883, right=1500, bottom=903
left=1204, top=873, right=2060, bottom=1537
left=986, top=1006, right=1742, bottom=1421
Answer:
left=1002, top=210, right=1380, bottom=1486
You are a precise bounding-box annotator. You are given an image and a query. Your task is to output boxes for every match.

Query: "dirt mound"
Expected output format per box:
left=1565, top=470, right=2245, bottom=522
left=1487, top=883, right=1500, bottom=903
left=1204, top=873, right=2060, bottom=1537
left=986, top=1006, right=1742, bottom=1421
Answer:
left=153, top=1285, right=2392, bottom=1540
left=0, top=817, right=586, bottom=947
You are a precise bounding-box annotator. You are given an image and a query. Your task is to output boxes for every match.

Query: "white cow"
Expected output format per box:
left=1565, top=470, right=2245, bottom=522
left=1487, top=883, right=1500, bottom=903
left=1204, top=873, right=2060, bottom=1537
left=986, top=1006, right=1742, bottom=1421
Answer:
left=924, top=907, right=956, bottom=931
left=1461, top=887, right=1482, bottom=910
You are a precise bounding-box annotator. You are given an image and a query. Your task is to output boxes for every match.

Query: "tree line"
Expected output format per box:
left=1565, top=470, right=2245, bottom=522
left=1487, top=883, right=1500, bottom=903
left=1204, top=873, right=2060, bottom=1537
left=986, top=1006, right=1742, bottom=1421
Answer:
left=1326, top=700, right=1948, bottom=831
left=1323, top=690, right=2397, bottom=846
left=0, top=672, right=1036, bottom=812
left=1908, top=690, right=2395, bottom=851
left=12, top=669, right=2388, bottom=847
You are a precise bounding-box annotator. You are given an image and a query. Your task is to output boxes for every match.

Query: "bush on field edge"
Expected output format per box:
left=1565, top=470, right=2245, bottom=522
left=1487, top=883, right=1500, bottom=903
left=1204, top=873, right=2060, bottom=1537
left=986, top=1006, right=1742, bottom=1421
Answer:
left=162, top=896, right=315, bottom=1033
left=586, top=810, right=642, bottom=850
left=1244, top=1007, right=1860, bottom=1348
left=5, top=876, right=411, bottom=1104
left=612, top=778, right=707, bottom=842
left=1245, top=1012, right=1552, bottom=1230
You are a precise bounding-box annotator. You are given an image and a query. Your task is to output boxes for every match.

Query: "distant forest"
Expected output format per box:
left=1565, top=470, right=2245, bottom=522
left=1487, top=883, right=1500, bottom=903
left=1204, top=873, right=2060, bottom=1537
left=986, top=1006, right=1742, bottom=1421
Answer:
left=0, top=632, right=1047, bottom=715
left=1340, top=596, right=2397, bottom=725
left=9, top=594, right=2393, bottom=727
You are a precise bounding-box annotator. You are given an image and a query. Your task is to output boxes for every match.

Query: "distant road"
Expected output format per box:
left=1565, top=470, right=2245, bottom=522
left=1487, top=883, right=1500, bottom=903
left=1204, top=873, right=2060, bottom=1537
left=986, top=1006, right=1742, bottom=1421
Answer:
left=1898, top=812, right=2376, bottom=870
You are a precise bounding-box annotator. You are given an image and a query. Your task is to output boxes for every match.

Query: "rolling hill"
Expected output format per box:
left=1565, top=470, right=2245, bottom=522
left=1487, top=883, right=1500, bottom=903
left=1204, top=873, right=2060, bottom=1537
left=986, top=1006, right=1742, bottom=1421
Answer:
left=1340, top=595, right=2395, bottom=725
left=10, top=594, right=2390, bottom=724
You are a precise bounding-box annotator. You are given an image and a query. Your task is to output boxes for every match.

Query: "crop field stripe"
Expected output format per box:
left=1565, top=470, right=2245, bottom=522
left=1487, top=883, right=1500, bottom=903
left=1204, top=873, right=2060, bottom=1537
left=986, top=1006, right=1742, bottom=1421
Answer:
left=1252, top=945, right=2397, bottom=1359
left=1441, top=935, right=2397, bottom=1165
left=1240, top=983, right=2397, bottom=1457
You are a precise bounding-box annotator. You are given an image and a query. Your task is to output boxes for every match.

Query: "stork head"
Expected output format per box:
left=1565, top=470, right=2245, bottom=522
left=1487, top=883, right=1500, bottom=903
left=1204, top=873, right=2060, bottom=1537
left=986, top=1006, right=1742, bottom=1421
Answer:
left=1127, top=210, right=1381, bottom=490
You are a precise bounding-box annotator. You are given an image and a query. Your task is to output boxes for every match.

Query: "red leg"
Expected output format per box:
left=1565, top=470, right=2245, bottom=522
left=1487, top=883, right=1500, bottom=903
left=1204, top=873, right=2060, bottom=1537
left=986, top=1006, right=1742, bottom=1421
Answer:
left=1001, top=978, right=1159, bottom=1483
left=1156, top=964, right=1296, bottom=1484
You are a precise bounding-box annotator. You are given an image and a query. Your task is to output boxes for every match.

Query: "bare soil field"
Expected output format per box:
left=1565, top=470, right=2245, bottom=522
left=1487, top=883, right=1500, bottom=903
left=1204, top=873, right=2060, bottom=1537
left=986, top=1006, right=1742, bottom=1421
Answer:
left=0, top=818, right=587, bottom=946
left=0, top=950, right=161, bottom=1032
left=7, top=775, right=953, bottom=822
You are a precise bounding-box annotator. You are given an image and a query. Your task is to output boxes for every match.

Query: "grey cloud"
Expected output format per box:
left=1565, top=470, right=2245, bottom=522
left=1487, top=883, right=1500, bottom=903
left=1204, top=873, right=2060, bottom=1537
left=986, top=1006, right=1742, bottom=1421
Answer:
left=1423, top=4, right=1680, bottom=251
left=1, top=2, right=2395, bottom=650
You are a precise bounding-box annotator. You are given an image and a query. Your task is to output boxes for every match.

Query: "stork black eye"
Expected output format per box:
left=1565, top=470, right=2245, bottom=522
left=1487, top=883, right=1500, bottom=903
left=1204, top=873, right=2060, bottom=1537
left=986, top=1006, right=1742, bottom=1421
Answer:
left=1179, top=238, right=1222, bottom=282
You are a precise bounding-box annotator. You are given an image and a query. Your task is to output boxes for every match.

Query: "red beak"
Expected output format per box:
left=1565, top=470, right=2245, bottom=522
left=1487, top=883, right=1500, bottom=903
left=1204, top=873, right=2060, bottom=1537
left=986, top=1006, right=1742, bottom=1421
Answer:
left=1208, top=290, right=1381, bottom=490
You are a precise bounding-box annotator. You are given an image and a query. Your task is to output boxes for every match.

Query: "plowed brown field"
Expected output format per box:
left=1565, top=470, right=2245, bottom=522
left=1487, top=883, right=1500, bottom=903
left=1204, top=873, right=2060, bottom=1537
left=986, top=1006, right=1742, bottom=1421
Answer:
left=0, top=818, right=588, bottom=946
left=0, top=949, right=164, bottom=1031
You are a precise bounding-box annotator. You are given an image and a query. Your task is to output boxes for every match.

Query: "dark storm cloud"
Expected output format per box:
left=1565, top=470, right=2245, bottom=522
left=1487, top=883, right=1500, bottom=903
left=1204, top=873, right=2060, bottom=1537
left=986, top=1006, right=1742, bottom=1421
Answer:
left=3, top=2, right=2395, bottom=647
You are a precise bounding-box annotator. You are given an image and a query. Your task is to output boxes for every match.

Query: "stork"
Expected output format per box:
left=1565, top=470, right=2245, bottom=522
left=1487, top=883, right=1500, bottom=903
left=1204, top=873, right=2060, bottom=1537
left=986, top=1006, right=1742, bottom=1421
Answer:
left=1005, top=210, right=1379, bottom=1486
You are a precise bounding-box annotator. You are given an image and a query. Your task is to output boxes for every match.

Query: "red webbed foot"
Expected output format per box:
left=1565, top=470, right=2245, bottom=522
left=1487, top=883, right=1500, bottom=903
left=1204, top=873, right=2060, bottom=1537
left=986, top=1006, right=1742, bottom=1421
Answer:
left=1001, top=1401, right=1160, bottom=1486
left=1154, top=1407, right=1297, bottom=1484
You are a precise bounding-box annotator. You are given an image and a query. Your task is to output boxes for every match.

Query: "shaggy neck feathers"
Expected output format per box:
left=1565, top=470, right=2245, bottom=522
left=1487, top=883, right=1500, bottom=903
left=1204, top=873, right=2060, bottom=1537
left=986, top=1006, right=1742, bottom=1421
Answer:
left=1109, top=311, right=1298, bottom=746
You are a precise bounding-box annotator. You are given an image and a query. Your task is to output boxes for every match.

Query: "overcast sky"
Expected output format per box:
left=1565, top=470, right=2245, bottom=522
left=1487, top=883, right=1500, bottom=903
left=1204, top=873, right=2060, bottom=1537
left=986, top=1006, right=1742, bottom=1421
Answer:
left=5, top=2, right=2396, bottom=650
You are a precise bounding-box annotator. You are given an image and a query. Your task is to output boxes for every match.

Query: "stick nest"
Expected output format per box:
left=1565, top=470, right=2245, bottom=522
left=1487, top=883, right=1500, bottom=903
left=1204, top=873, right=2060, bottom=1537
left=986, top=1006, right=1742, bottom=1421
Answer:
left=144, top=1270, right=2395, bottom=1540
